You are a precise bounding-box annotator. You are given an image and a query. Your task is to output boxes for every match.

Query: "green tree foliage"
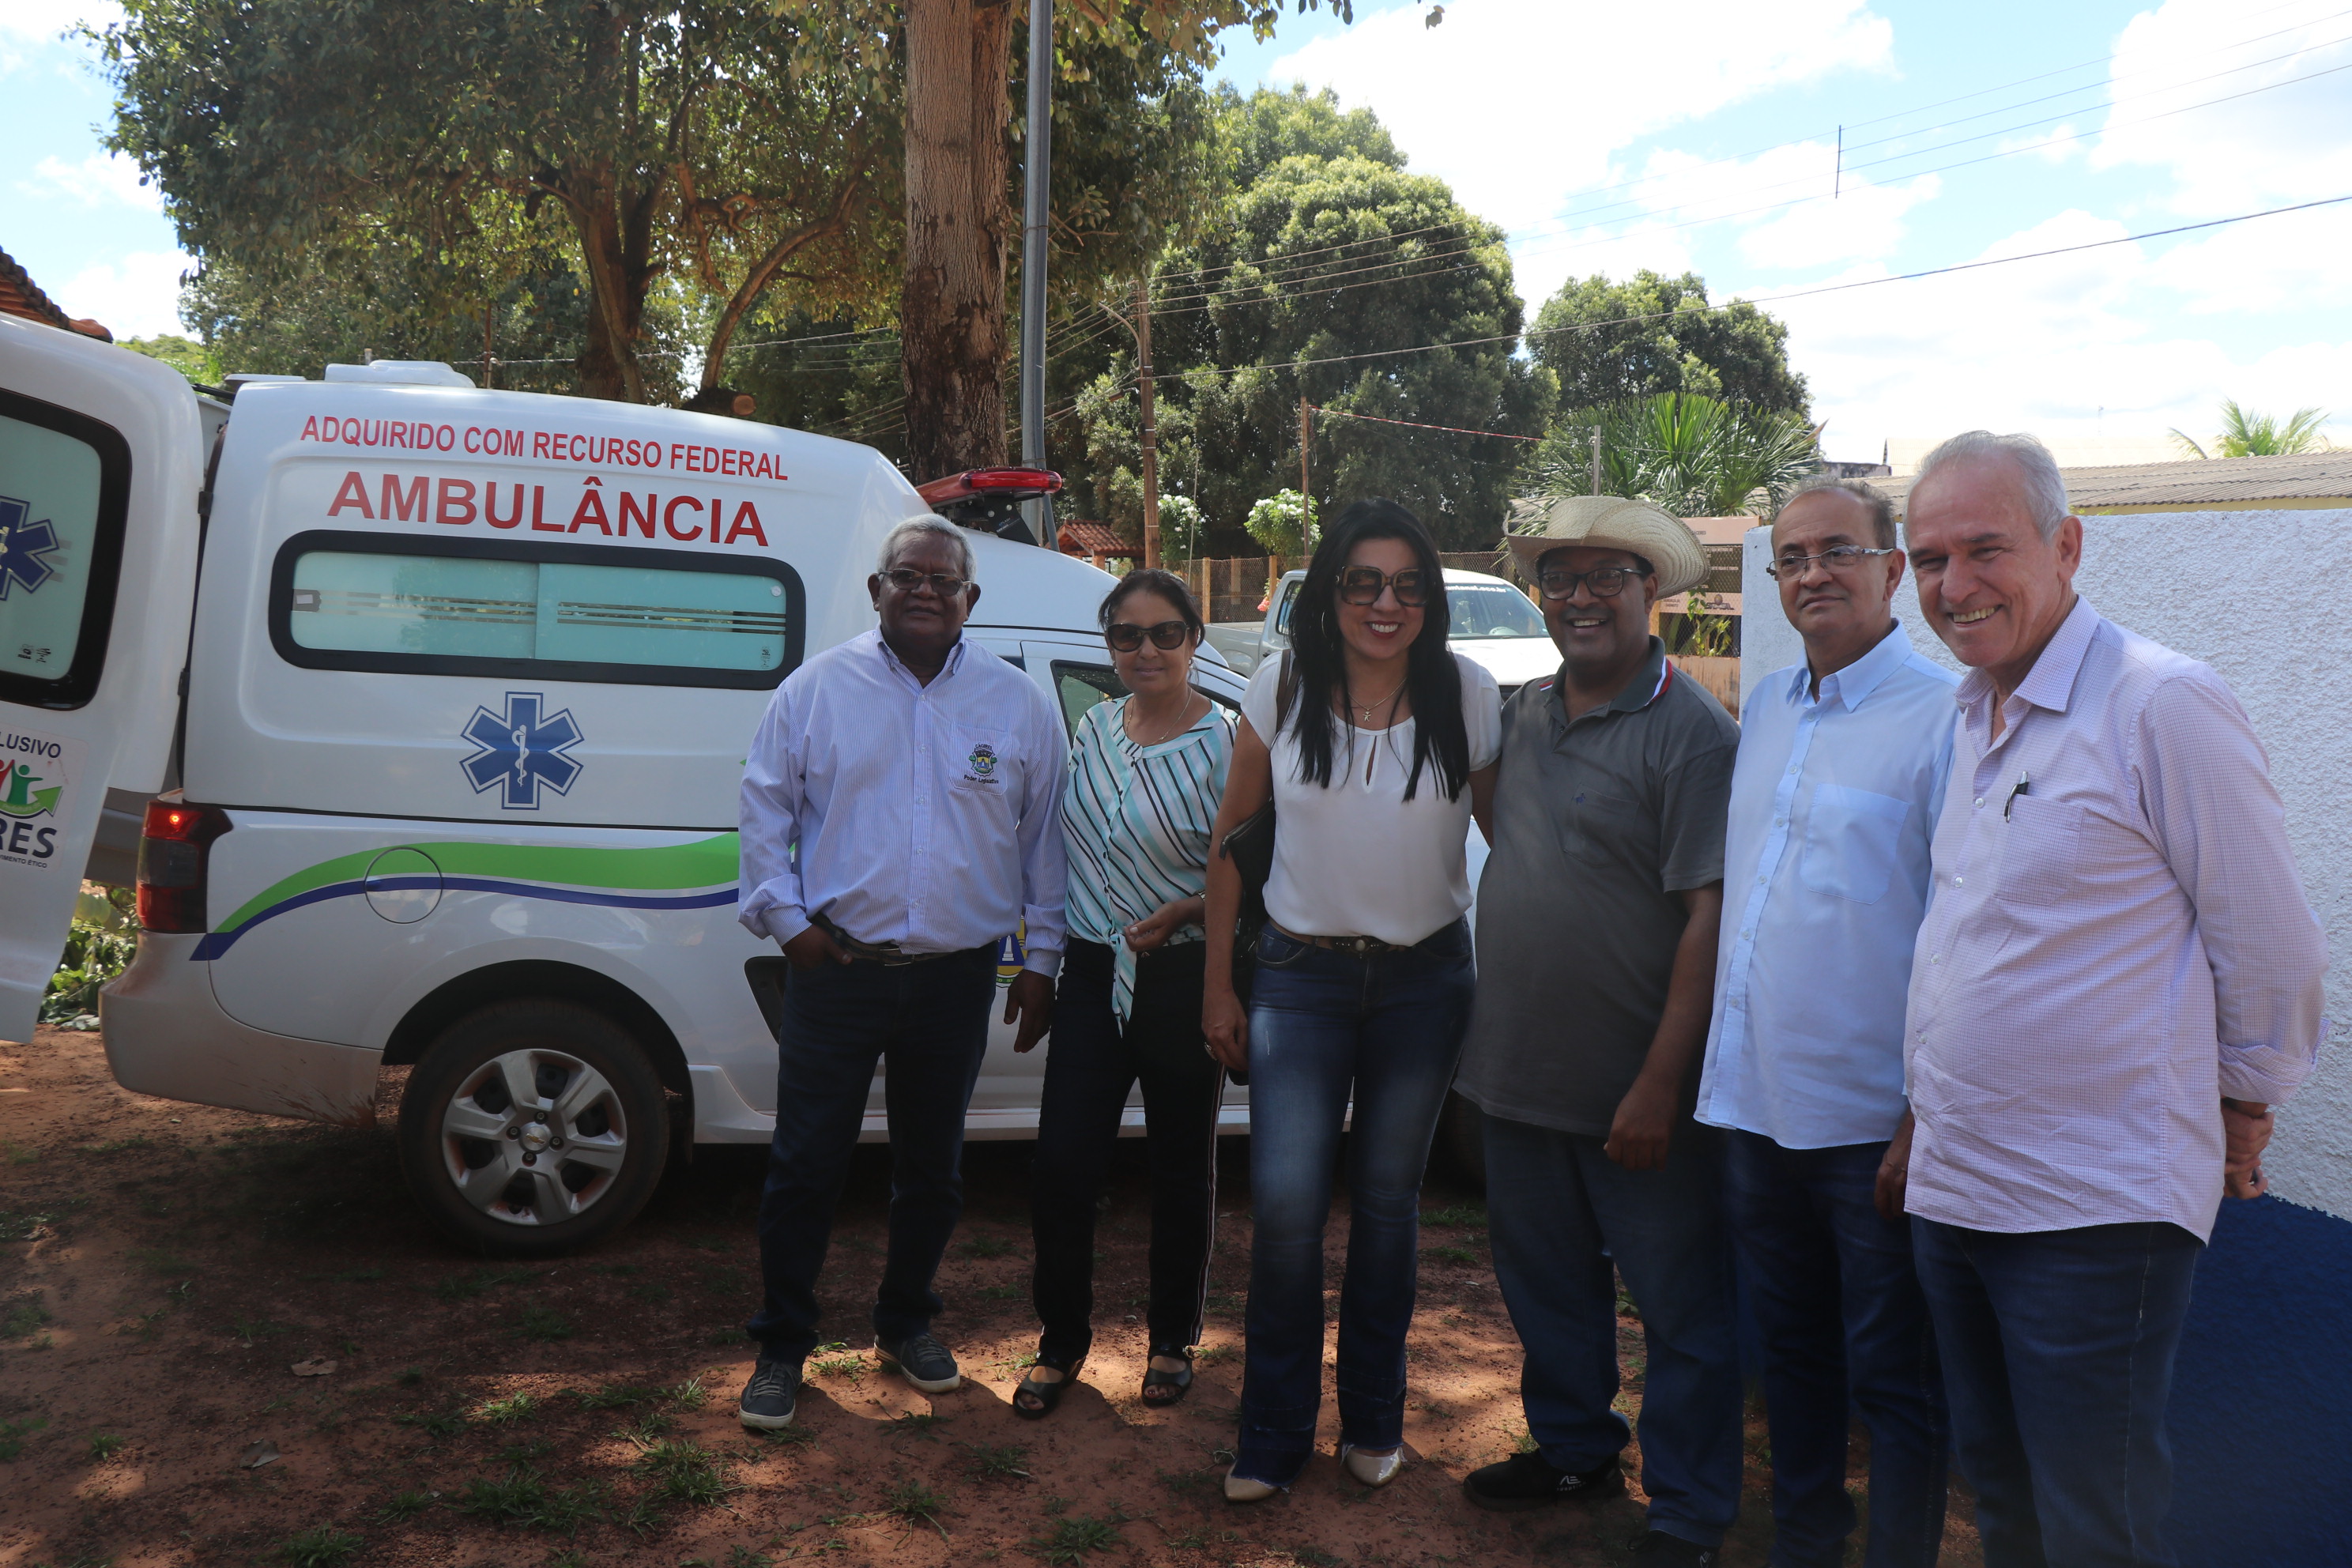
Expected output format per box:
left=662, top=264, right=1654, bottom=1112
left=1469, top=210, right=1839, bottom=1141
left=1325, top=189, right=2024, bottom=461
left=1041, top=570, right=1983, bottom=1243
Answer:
left=1155, top=494, right=1206, bottom=563
left=1056, top=88, right=1551, bottom=551
left=119, top=334, right=218, bottom=386
left=1246, top=488, right=1311, bottom=556
left=1530, top=270, right=1808, bottom=414
left=102, top=0, right=902, bottom=403
left=2168, top=398, right=2333, bottom=458
left=1517, top=392, right=1819, bottom=518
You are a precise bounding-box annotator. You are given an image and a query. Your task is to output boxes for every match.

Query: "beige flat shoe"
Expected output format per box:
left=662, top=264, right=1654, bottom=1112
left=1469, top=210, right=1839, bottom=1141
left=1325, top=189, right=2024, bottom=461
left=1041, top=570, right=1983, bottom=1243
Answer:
left=1223, top=1468, right=1281, bottom=1503
left=1340, top=1444, right=1405, bottom=1488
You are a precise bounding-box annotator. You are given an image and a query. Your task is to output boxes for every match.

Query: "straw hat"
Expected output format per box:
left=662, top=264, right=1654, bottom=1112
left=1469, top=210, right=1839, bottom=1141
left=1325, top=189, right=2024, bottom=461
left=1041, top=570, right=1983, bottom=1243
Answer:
left=1503, top=496, right=1708, bottom=598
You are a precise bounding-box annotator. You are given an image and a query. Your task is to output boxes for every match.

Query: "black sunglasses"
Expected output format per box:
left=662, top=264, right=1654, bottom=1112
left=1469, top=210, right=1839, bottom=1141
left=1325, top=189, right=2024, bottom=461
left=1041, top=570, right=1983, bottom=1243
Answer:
left=1338, top=566, right=1431, bottom=607
left=1105, top=619, right=1193, bottom=653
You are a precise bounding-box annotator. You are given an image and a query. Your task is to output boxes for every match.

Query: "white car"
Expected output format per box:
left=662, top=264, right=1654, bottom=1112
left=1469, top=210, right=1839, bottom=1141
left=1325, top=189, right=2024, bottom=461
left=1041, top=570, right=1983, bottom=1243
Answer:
left=0, top=318, right=1253, bottom=1255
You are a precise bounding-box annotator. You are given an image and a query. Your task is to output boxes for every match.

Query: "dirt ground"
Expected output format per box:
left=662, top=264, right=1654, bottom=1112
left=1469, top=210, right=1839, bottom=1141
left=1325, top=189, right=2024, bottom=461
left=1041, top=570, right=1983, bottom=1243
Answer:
left=0, top=1027, right=1983, bottom=1568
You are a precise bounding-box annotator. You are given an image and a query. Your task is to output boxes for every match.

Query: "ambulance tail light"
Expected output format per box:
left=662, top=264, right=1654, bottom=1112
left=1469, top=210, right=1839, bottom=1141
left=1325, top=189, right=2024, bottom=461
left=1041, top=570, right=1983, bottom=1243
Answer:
left=136, top=797, right=232, bottom=933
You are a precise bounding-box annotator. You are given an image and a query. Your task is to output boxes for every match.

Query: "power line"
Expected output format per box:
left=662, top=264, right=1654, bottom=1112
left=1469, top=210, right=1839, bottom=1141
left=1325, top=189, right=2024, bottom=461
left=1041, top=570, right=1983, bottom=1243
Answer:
left=1309, top=404, right=1541, bottom=442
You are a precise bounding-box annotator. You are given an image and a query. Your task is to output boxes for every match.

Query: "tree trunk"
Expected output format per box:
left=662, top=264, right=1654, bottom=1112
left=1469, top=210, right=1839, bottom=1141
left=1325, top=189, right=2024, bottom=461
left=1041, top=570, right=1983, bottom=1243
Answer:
left=574, top=179, right=651, bottom=404
left=900, top=0, right=1019, bottom=480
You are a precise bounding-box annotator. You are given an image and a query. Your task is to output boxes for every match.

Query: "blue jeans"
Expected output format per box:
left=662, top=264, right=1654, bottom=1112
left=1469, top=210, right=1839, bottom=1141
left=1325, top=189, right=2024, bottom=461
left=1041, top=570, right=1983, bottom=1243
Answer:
left=1910, top=1218, right=2202, bottom=1568
left=747, top=946, right=999, bottom=1364
left=1484, top=1112, right=1743, bottom=1551
left=1234, top=919, right=1474, bottom=1486
left=1724, top=1131, right=1948, bottom=1568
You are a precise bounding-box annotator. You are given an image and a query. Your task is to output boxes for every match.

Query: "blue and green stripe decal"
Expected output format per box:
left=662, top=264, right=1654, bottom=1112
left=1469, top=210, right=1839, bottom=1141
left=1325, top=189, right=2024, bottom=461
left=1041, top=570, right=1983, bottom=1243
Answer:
left=190, top=835, right=741, bottom=959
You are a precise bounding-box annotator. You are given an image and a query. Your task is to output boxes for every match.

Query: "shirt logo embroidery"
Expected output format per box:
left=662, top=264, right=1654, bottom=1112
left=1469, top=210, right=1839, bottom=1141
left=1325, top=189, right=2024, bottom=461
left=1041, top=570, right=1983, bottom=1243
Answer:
left=966, top=741, right=1000, bottom=781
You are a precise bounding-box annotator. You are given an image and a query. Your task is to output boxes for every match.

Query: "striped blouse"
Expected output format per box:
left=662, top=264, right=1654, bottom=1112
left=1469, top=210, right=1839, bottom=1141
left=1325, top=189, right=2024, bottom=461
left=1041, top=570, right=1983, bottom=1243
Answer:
left=1061, top=695, right=1234, bottom=1023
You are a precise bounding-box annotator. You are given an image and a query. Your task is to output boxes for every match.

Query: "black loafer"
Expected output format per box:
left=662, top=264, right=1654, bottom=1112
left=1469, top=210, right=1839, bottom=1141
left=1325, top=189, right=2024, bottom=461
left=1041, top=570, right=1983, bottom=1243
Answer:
left=1140, top=1344, right=1194, bottom=1406
left=1461, top=1450, right=1623, bottom=1512
left=875, top=1332, right=962, bottom=1393
left=1630, top=1532, right=1717, bottom=1565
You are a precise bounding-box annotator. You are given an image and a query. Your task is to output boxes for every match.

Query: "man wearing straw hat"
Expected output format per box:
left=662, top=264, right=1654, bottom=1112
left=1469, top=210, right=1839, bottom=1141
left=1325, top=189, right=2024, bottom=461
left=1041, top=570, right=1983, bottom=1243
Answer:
left=1457, top=497, right=1742, bottom=1566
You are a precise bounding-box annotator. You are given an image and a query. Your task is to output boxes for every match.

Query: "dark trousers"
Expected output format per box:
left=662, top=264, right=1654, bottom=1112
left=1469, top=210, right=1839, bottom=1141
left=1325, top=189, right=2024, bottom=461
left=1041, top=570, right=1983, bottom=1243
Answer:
left=1911, top=1218, right=2202, bottom=1568
left=747, top=945, right=998, bottom=1365
left=1030, top=938, right=1223, bottom=1364
left=1234, top=920, right=1474, bottom=1485
left=1484, top=1111, right=1744, bottom=1551
left=1724, top=1131, right=1949, bottom=1568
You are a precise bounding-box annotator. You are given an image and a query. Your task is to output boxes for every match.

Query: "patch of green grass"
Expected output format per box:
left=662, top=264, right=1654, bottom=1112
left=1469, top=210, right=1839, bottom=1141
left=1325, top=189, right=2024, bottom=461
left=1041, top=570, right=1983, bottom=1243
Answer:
left=689, top=1236, right=734, bottom=1253
left=546, top=1553, right=590, bottom=1568
left=394, top=1409, right=465, bottom=1438
left=570, top=1381, right=658, bottom=1410
left=474, top=1392, right=539, bottom=1426
left=276, top=1525, right=364, bottom=1566
left=512, top=1306, right=575, bottom=1343
left=429, top=1266, right=537, bottom=1302
left=967, top=1441, right=1031, bottom=1479
left=2, top=1141, right=36, bottom=1166
left=1193, top=1343, right=1237, bottom=1366
left=499, top=1438, right=556, bottom=1465
left=884, top=1479, right=950, bottom=1538
left=87, top=1432, right=124, bottom=1461
left=3, top=1295, right=51, bottom=1340
left=455, top=1466, right=607, bottom=1533
left=1424, top=1204, right=1486, bottom=1226
left=74, top=1135, right=153, bottom=1155
left=374, top=1490, right=434, bottom=1521
left=809, top=1347, right=865, bottom=1380
left=634, top=1438, right=738, bottom=1507
left=707, top=1325, right=752, bottom=1347
left=1028, top=1513, right=1122, bottom=1563
left=130, top=1247, right=194, bottom=1276
left=0, top=1415, right=49, bottom=1461
left=976, top=1283, right=1023, bottom=1301
left=666, top=1376, right=708, bottom=1410
left=886, top=1411, right=949, bottom=1442
left=612, top=1412, right=676, bottom=1446
left=727, top=1547, right=777, bottom=1568
left=754, top=1423, right=817, bottom=1449
left=627, top=1280, right=673, bottom=1305
left=1423, top=1245, right=1480, bottom=1266
left=594, top=1262, right=643, bottom=1278
left=394, top=1365, right=426, bottom=1386
left=229, top=1314, right=291, bottom=1341
left=958, top=1234, right=1015, bottom=1258
left=1292, top=1550, right=1342, bottom=1567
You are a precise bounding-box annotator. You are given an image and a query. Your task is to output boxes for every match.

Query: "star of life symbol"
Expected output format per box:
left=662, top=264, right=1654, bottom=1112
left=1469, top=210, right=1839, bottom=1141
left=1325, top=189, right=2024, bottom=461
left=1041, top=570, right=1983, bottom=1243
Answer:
left=0, top=496, right=62, bottom=600
left=460, top=692, right=584, bottom=809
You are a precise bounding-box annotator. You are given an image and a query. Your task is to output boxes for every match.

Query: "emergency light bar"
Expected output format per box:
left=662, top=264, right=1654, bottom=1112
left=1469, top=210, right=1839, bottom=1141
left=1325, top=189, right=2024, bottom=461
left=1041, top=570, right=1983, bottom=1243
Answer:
left=918, top=467, right=1064, bottom=544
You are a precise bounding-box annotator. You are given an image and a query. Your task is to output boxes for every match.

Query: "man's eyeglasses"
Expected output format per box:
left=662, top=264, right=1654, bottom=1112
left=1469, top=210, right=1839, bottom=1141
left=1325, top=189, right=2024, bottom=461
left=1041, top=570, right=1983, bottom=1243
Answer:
left=1766, top=546, right=1896, bottom=579
left=1338, top=567, right=1430, bottom=607
left=1105, top=620, right=1192, bottom=653
left=882, top=566, right=971, bottom=597
left=1537, top=564, right=1650, bottom=601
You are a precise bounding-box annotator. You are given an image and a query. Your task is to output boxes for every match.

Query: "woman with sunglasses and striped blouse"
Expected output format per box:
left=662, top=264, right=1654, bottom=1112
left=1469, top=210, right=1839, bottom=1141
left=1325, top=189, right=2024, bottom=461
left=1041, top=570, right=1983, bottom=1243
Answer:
left=1016, top=568, right=1234, bottom=1419
left=1202, top=499, right=1501, bottom=1498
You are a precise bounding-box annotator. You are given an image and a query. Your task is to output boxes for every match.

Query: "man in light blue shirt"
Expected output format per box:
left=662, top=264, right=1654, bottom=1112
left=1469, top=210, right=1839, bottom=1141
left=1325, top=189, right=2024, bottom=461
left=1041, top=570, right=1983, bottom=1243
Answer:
left=1698, top=478, right=1956, bottom=1568
left=734, top=516, right=1066, bottom=1431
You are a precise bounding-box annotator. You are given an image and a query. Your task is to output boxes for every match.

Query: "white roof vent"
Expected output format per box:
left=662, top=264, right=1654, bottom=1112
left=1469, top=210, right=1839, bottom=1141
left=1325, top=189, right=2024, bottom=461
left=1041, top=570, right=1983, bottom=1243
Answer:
left=322, top=360, right=477, bottom=389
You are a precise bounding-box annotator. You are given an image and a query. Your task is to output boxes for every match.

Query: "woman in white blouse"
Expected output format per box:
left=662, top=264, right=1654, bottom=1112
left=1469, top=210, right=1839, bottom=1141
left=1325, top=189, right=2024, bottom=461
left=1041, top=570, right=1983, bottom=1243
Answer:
left=1203, top=499, right=1501, bottom=1498
left=1016, top=570, right=1234, bottom=1420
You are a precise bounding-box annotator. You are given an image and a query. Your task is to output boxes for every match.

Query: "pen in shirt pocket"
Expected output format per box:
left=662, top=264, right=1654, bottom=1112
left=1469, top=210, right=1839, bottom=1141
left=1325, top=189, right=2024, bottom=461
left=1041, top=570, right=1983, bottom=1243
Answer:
left=2003, top=771, right=2031, bottom=820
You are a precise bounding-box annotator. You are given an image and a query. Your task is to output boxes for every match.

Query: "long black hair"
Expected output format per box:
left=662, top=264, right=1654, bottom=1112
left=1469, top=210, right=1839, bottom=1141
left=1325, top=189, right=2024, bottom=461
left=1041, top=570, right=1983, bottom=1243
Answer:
left=1284, top=498, right=1468, bottom=802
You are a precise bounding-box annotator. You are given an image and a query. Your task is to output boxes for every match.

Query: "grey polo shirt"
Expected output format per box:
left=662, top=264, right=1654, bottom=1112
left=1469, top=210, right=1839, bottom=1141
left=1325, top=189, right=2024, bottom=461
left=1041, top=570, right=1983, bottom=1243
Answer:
left=1457, top=638, right=1738, bottom=1137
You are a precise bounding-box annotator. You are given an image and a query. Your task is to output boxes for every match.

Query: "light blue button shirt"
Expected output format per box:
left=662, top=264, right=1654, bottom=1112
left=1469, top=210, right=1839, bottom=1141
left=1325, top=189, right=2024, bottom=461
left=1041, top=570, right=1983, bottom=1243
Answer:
left=1696, top=624, right=1958, bottom=1148
left=738, top=629, right=1068, bottom=977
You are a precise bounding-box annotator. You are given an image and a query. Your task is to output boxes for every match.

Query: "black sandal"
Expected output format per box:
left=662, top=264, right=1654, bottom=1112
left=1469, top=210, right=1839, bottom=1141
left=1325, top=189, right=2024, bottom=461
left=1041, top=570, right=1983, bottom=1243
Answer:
left=1140, top=1344, right=1194, bottom=1406
left=1012, top=1351, right=1083, bottom=1420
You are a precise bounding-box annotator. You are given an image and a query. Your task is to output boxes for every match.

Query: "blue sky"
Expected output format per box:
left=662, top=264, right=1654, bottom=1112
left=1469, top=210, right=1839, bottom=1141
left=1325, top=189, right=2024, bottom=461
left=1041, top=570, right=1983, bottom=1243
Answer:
left=6, top=1, right=2347, bottom=463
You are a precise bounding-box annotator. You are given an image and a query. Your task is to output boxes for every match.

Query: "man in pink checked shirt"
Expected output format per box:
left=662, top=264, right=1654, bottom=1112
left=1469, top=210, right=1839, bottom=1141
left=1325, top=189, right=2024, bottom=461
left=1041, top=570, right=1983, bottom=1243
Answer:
left=1888, top=431, right=2327, bottom=1568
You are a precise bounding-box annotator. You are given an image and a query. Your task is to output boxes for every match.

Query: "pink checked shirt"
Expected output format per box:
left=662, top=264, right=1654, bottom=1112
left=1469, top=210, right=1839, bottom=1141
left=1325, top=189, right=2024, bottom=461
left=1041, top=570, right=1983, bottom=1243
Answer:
left=1903, top=597, right=2327, bottom=1242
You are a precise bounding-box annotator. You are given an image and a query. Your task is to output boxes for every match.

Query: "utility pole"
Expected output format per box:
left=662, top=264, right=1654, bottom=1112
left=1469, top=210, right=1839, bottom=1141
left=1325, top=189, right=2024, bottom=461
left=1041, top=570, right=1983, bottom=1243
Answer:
left=1298, top=398, right=1314, bottom=552
left=1589, top=424, right=1603, bottom=495
left=1135, top=273, right=1159, bottom=568
left=1018, top=0, right=1056, bottom=548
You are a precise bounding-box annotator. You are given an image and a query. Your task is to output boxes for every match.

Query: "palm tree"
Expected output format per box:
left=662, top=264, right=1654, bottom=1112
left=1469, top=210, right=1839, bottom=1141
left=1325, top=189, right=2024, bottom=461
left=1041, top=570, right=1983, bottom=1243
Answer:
left=2169, top=399, right=2332, bottom=458
left=1516, top=393, right=1820, bottom=517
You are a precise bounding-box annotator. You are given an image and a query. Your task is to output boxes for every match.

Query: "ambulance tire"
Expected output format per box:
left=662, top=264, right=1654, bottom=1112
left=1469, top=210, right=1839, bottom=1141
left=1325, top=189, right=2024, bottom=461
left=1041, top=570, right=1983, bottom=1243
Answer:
left=398, top=999, right=672, bottom=1257
left=1435, top=1090, right=1486, bottom=1190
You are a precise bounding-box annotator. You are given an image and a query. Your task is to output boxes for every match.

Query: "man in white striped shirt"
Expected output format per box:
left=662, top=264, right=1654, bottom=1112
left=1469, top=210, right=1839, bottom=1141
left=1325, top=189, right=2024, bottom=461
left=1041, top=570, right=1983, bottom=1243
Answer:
left=734, top=517, right=1067, bottom=1431
left=1895, top=432, right=2327, bottom=1568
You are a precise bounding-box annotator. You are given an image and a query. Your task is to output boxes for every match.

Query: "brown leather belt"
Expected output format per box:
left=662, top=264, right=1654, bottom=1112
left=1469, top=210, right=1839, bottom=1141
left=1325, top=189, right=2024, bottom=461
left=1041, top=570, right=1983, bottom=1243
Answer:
left=1268, top=922, right=1404, bottom=956
left=814, top=915, right=964, bottom=967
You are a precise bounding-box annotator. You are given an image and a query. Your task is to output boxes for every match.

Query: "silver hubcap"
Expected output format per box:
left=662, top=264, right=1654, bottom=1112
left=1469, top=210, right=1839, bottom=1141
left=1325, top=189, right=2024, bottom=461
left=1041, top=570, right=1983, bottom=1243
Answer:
left=439, top=1048, right=629, bottom=1226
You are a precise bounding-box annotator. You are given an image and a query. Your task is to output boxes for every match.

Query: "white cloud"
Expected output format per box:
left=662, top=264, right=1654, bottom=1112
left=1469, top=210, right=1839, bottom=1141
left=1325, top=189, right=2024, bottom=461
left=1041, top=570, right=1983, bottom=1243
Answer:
left=2143, top=199, right=2352, bottom=315
left=1996, top=122, right=2084, bottom=163
left=0, top=2, right=120, bottom=75
left=1265, top=0, right=1896, bottom=239
left=2094, top=0, right=2352, bottom=213
left=52, top=250, right=191, bottom=341
left=17, top=153, right=162, bottom=213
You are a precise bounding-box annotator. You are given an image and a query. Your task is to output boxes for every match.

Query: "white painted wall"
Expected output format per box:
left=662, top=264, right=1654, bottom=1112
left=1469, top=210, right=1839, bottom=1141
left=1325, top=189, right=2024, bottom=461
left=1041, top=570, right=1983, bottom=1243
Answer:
left=1742, top=512, right=2352, bottom=1220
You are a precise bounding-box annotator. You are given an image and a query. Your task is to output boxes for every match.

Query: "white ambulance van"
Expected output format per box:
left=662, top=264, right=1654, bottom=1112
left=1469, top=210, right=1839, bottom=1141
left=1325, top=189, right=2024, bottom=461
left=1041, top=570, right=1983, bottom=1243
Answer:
left=0, top=314, right=1250, bottom=1254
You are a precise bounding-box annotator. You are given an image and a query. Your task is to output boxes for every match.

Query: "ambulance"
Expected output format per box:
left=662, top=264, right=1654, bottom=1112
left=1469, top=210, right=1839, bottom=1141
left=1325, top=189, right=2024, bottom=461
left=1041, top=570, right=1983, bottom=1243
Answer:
left=0, top=315, right=1254, bottom=1254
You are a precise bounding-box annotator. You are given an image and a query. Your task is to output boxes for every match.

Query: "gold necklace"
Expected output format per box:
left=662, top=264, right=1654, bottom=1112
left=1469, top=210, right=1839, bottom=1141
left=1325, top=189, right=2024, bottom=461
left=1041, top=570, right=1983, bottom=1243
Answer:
left=1125, top=694, right=1195, bottom=746
left=1348, top=676, right=1407, bottom=725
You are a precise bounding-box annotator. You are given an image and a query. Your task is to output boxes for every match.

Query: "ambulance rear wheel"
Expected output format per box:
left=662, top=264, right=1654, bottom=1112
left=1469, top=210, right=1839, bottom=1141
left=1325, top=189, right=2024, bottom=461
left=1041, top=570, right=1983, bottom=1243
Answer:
left=398, top=998, right=670, bottom=1256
